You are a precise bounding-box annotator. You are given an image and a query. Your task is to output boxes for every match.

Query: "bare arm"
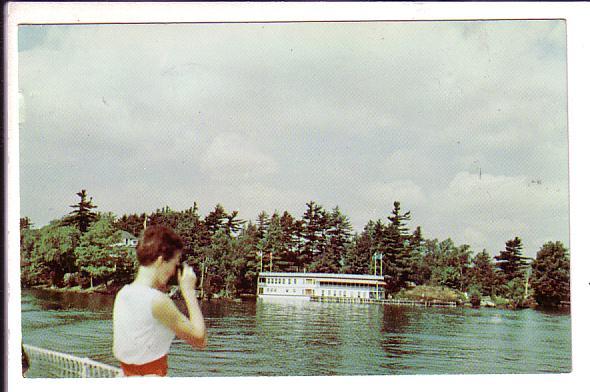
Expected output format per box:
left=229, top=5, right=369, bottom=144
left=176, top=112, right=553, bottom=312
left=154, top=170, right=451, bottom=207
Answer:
left=152, top=265, right=207, bottom=349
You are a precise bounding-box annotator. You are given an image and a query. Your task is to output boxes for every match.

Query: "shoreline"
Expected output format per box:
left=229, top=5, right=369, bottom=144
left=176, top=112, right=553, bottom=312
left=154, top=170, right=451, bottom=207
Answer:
left=23, top=285, right=571, bottom=311
left=23, top=284, right=514, bottom=309
left=24, top=284, right=244, bottom=302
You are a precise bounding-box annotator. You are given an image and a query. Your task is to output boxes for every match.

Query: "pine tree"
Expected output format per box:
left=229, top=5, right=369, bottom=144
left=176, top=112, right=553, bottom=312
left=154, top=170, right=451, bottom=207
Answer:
left=62, top=189, right=98, bottom=233
left=325, top=206, right=353, bottom=268
left=75, top=215, right=134, bottom=288
left=204, top=204, right=228, bottom=237
left=494, top=237, right=528, bottom=282
left=300, top=201, right=327, bottom=269
left=115, top=213, right=146, bottom=237
left=279, top=211, right=302, bottom=272
left=225, top=210, right=245, bottom=236
left=468, top=249, right=496, bottom=296
left=381, top=201, right=412, bottom=292
left=407, top=226, right=429, bottom=285
left=260, top=212, right=288, bottom=271
left=343, top=231, right=372, bottom=275
left=256, top=211, right=270, bottom=240
left=531, top=241, right=570, bottom=307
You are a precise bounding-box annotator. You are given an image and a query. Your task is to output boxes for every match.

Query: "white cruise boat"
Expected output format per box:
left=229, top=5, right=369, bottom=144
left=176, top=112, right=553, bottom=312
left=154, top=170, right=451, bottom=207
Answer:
left=257, top=272, right=385, bottom=301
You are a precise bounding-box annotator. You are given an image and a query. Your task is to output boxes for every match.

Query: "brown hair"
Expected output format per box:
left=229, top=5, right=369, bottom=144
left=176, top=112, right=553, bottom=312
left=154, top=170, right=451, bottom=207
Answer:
left=136, top=225, right=184, bottom=266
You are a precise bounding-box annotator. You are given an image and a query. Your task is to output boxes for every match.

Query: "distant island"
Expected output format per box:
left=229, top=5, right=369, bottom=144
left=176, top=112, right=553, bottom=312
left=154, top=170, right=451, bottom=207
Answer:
left=20, top=190, right=570, bottom=309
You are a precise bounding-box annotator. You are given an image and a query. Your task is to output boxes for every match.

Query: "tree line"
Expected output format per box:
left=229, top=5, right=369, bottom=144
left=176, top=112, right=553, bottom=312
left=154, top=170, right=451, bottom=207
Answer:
left=20, top=190, right=570, bottom=308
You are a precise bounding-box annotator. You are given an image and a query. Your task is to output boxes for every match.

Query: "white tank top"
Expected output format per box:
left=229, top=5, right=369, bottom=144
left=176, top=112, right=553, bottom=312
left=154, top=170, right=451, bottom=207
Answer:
left=112, top=284, right=176, bottom=364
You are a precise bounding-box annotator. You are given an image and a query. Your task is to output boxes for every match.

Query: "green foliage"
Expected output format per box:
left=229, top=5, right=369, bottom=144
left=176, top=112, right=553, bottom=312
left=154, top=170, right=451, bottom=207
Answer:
left=279, top=211, right=303, bottom=271
left=466, top=250, right=496, bottom=296
left=324, top=206, right=353, bottom=269
left=395, top=285, right=462, bottom=302
left=62, top=190, right=98, bottom=233
left=343, top=232, right=372, bottom=275
left=204, top=204, right=227, bottom=238
left=20, top=217, right=33, bottom=230
left=260, top=212, right=287, bottom=271
left=225, top=210, right=245, bottom=236
left=504, top=278, right=527, bottom=308
left=20, top=227, right=42, bottom=286
left=531, top=241, right=570, bottom=307
left=24, top=194, right=568, bottom=310
left=407, top=226, right=430, bottom=285
left=382, top=201, right=413, bottom=292
left=33, top=222, right=80, bottom=286
left=300, top=201, right=328, bottom=269
left=308, top=246, right=341, bottom=273
left=425, top=238, right=470, bottom=291
left=115, top=213, right=147, bottom=237
left=74, top=215, right=135, bottom=287
left=468, top=285, right=482, bottom=307
left=494, top=237, right=528, bottom=282
left=233, top=222, right=261, bottom=294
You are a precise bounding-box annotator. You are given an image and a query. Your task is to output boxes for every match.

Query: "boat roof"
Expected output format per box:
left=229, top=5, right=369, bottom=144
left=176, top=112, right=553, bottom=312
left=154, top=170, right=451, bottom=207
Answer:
left=258, top=272, right=384, bottom=281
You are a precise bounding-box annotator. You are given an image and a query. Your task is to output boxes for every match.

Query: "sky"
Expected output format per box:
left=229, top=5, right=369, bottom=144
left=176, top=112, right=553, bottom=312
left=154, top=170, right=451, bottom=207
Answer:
left=18, top=20, right=569, bottom=258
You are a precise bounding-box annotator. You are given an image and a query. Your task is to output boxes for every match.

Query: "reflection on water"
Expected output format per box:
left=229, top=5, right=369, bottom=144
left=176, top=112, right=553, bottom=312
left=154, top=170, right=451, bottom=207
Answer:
left=22, top=289, right=571, bottom=377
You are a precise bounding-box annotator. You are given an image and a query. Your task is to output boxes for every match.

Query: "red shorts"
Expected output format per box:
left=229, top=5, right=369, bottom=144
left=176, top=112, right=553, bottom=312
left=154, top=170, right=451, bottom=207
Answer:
left=120, top=355, right=168, bottom=377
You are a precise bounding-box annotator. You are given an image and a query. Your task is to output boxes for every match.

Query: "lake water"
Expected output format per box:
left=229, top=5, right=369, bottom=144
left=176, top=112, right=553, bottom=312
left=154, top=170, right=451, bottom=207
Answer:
left=21, top=288, right=571, bottom=377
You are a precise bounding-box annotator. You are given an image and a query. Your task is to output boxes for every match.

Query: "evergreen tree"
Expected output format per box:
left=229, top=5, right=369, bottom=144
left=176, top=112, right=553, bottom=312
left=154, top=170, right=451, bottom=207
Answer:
left=260, top=212, right=288, bottom=271
left=225, top=210, right=245, bottom=236
left=235, top=222, right=261, bottom=293
left=256, top=211, right=270, bottom=240
left=204, top=204, right=228, bottom=238
left=115, top=213, right=147, bottom=237
left=325, top=206, right=353, bottom=268
left=425, top=238, right=463, bottom=289
left=407, top=226, right=429, bottom=285
left=20, top=225, right=41, bottom=286
left=203, top=229, right=233, bottom=296
left=531, top=241, right=570, bottom=307
left=75, top=215, right=135, bottom=288
left=148, top=206, right=178, bottom=228
left=300, top=201, right=327, bottom=269
left=371, top=220, right=386, bottom=252
left=343, top=231, right=372, bottom=275
left=468, top=249, right=496, bottom=296
left=381, top=201, right=412, bottom=292
left=494, top=237, right=528, bottom=282
left=174, top=205, right=205, bottom=269
left=33, top=221, right=80, bottom=286
left=455, top=244, right=472, bottom=292
left=309, top=246, right=341, bottom=273
left=62, top=189, right=98, bottom=233
left=279, top=211, right=302, bottom=272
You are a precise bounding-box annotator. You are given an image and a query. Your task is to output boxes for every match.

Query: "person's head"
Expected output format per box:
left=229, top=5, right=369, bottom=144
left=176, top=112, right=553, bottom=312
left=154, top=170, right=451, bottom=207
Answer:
left=136, top=225, right=184, bottom=286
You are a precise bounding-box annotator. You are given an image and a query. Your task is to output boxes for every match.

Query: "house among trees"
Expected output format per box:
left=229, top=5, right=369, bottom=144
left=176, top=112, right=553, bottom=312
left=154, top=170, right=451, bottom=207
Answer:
left=115, top=231, right=138, bottom=247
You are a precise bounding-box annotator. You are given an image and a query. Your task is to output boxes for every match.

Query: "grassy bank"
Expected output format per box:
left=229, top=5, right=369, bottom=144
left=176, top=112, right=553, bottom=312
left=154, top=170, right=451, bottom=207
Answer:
left=393, top=285, right=531, bottom=309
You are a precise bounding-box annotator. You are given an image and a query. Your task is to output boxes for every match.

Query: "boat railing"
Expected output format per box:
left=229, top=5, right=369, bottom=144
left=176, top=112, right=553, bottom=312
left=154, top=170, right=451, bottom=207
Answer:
left=23, top=344, right=123, bottom=378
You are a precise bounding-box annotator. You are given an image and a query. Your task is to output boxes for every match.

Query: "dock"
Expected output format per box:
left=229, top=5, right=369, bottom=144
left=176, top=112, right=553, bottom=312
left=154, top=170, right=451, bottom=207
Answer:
left=310, top=296, right=457, bottom=307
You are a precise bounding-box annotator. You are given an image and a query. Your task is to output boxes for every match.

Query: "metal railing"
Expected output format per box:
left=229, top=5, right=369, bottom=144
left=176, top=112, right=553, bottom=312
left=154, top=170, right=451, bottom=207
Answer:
left=23, top=344, right=123, bottom=378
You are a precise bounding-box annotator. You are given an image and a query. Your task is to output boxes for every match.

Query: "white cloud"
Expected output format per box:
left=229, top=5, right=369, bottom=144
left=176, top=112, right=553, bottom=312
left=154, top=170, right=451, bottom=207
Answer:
left=420, top=171, right=569, bottom=254
left=200, top=132, right=278, bottom=178
left=17, top=21, right=569, bottom=257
